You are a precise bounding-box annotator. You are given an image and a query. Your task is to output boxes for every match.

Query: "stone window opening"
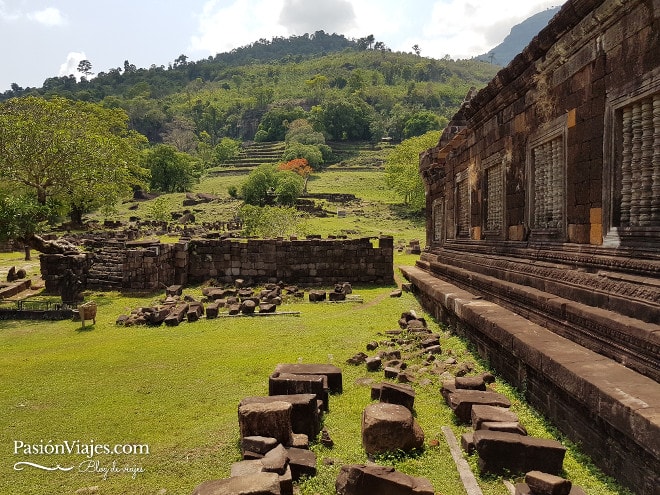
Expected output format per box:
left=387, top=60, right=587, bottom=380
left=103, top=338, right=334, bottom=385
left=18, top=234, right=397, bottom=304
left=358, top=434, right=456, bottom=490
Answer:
left=432, top=198, right=445, bottom=244
left=483, top=155, right=505, bottom=238
left=454, top=170, right=470, bottom=239
left=603, top=68, right=660, bottom=248
left=613, top=93, right=660, bottom=229
left=526, top=115, right=567, bottom=241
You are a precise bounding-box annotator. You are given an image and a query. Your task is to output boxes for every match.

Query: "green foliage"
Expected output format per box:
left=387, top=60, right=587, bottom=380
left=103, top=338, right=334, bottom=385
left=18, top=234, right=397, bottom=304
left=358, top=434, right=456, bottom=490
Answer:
left=403, top=110, right=443, bottom=138
left=240, top=164, right=279, bottom=206
left=0, top=194, right=49, bottom=242
left=385, top=131, right=441, bottom=210
left=313, top=97, right=374, bottom=141
left=146, top=196, right=170, bottom=222
left=0, top=96, right=148, bottom=222
left=214, top=137, right=241, bottom=164
left=282, top=142, right=324, bottom=169
left=143, top=144, right=200, bottom=193
left=275, top=171, right=304, bottom=206
left=282, top=119, right=331, bottom=169
left=255, top=106, right=307, bottom=142
left=240, top=164, right=303, bottom=206
left=239, top=204, right=307, bottom=237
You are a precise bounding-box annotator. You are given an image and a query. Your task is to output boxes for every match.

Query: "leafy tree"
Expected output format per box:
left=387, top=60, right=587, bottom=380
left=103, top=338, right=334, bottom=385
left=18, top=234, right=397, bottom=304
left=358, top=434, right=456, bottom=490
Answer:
left=385, top=130, right=441, bottom=211
left=313, top=97, right=374, bottom=141
left=403, top=111, right=442, bottom=139
left=275, top=171, right=304, bottom=206
left=0, top=96, right=147, bottom=250
left=214, top=137, right=241, bottom=164
left=77, top=59, right=93, bottom=77
left=255, top=106, right=306, bottom=142
left=278, top=158, right=312, bottom=193
left=281, top=142, right=324, bottom=169
left=240, top=164, right=279, bottom=206
left=144, top=144, right=200, bottom=192
left=0, top=194, right=50, bottom=260
left=240, top=164, right=303, bottom=206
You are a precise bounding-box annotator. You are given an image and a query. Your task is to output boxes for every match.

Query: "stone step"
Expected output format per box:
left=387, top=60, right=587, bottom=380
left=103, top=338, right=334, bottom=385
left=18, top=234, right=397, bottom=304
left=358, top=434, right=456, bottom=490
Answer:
left=401, top=265, right=660, bottom=492
left=417, top=254, right=659, bottom=382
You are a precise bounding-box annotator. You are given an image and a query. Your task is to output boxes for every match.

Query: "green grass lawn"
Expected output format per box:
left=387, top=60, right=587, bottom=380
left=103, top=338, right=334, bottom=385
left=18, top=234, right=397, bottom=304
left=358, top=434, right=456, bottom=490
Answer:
left=0, top=254, right=629, bottom=495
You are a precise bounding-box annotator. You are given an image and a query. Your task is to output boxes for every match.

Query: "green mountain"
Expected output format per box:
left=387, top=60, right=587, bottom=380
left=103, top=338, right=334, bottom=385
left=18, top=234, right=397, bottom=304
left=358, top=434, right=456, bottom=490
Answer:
left=1, top=32, right=499, bottom=145
left=475, top=7, right=561, bottom=66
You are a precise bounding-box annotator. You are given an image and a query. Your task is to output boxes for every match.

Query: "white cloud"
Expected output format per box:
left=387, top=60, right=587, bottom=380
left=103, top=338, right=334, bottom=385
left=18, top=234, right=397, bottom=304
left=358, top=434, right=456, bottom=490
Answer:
left=279, top=0, right=356, bottom=34
left=417, top=0, right=560, bottom=59
left=59, top=52, right=87, bottom=80
left=190, top=0, right=287, bottom=55
left=28, top=7, right=66, bottom=27
left=0, top=0, right=20, bottom=21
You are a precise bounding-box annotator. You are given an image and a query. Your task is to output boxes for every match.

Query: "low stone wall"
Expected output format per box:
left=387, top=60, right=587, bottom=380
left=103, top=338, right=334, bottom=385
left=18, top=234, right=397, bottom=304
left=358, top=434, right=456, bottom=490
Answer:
left=39, top=236, right=394, bottom=293
left=186, top=237, right=394, bottom=285
left=40, top=253, right=93, bottom=295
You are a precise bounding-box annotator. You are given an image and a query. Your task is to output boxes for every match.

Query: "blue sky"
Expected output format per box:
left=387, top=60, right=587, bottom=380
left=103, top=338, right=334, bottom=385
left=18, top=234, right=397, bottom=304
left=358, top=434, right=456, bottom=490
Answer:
left=0, top=0, right=561, bottom=92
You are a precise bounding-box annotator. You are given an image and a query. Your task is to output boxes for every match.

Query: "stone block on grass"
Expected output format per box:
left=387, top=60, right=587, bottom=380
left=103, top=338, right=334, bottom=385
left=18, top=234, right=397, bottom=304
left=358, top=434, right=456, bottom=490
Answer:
left=362, top=403, right=424, bottom=455
left=238, top=401, right=293, bottom=447
left=473, top=430, right=566, bottom=475
left=336, top=464, right=434, bottom=495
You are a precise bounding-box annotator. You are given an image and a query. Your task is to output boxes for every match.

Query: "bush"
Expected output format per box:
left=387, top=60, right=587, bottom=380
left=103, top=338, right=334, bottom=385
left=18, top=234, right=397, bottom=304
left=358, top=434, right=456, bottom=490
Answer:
left=281, top=142, right=324, bottom=169
left=239, top=204, right=307, bottom=238
left=240, top=164, right=303, bottom=206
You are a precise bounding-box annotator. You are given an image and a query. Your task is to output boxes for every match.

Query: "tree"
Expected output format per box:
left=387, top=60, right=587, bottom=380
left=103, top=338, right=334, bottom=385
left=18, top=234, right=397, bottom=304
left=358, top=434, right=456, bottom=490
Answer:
left=403, top=111, right=442, bottom=138
left=281, top=143, right=324, bottom=169
left=385, top=130, right=441, bottom=211
left=275, top=171, right=304, bottom=206
left=0, top=194, right=50, bottom=260
left=240, top=164, right=303, bottom=206
left=77, top=59, right=93, bottom=77
left=412, top=44, right=421, bottom=56
left=313, top=97, right=374, bottom=141
left=143, top=144, right=200, bottom=193
left=0, top=96, right=147, bottom=250
left=255, top=106, right=306, bottom=142
left=278, top=158, right=312, bottom=193
left=239, top=205, right=307, bottom=238
left=214, top=137, right=241, bottom=165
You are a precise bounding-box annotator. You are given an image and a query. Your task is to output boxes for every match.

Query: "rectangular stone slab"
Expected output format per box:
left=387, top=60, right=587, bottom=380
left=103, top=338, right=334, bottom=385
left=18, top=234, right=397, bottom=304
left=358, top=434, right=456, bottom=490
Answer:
left=268, top=373, right=328, bottom=412
left=240, top=394, right=320, bottom=440
left=471, top=404, right=519, bottom=429
left=447, top=390, right=511, bottom=423
left=474, top=430, right=566, bottom=475
left=273, top=363, right=343, bottom=393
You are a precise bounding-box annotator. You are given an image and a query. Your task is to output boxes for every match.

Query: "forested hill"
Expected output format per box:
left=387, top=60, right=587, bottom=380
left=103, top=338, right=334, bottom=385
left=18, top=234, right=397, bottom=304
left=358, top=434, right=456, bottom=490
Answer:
left=0, top=32, right=499, bottom=144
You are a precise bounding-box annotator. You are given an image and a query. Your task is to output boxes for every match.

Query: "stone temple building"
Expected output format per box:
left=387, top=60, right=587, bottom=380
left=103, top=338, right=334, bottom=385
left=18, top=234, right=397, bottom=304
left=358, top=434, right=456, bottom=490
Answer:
left=402, top=0, right=659, bottom=493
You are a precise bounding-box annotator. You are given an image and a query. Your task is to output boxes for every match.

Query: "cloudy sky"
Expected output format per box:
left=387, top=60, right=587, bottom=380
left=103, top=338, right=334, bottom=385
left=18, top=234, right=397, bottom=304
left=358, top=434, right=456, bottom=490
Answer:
left=0, top=0, right=561, bottom=92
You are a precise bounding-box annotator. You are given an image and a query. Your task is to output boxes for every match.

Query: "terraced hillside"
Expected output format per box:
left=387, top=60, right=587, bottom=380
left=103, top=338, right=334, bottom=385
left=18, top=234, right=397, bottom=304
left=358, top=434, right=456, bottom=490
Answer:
left=223, top=141, right=286, bottom=168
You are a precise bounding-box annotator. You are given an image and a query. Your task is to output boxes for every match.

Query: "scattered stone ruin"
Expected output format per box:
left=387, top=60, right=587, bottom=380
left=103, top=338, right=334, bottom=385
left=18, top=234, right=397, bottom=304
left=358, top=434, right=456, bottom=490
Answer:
left=406, top=1, right=659, bottom=493
left=39, top=236, right=393, bottom=295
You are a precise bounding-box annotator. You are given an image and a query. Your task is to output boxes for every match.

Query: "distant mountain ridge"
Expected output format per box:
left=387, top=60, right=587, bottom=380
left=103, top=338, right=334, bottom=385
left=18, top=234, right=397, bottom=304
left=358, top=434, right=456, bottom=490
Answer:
left=475, top=6, right=562, bottom=66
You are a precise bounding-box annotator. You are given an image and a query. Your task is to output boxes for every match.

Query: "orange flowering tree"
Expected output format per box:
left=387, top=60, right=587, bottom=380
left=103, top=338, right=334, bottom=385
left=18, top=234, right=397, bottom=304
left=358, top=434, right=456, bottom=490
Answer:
left=278, top=158, right=312, bottom=193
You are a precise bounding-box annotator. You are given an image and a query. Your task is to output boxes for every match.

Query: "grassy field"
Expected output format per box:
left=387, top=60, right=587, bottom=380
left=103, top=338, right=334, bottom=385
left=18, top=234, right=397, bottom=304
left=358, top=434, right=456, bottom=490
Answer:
left=0, top=251, right=630, bottom=495
left=0, top=155, right=630, bottom=494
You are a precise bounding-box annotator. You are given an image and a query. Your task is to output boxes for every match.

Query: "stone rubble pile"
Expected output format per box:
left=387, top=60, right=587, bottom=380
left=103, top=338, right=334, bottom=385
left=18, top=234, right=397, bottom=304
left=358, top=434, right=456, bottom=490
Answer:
left=115, top=282, right=308, bottom=326
left=192, top=363, right=342, bottom=495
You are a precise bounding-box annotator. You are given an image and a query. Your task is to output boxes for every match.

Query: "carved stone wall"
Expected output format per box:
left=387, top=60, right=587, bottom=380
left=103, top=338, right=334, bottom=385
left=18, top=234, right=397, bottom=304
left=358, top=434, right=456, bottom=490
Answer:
left=421, top=0, right=659, bottom=252
left=413, top=1, right=660, bottom=493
